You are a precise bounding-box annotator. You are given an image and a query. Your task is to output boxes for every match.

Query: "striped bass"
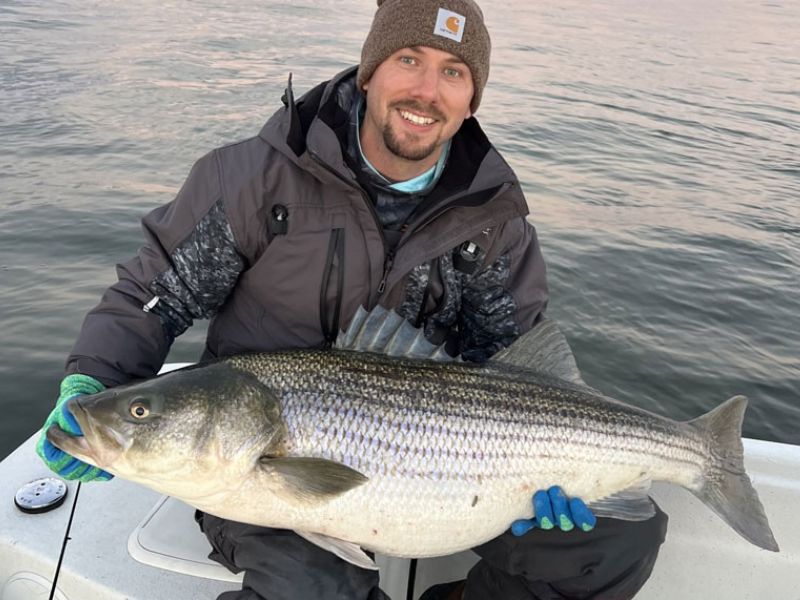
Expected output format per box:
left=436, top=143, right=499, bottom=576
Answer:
left=47, top=307, right=779, bottom=569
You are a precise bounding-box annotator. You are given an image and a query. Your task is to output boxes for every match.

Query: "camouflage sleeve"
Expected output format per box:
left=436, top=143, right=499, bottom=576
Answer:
left=65, top=150, right=245, bottom=385
left=459, top=218, right=548, bottom=362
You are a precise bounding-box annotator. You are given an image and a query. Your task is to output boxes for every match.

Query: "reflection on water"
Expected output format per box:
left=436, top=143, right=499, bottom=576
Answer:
left=1, top=0, right=798, bottom=459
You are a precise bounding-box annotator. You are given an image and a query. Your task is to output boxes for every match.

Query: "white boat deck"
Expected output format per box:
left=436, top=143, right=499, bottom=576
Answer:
left=1, top=434, right=799, bottom=599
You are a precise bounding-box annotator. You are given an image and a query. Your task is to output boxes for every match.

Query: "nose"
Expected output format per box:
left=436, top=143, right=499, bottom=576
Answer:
left=410, top=64, right=440, bottom=105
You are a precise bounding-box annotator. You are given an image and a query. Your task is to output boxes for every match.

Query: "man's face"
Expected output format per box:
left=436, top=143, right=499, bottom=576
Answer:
left=360, top=46, right=474, bottom=178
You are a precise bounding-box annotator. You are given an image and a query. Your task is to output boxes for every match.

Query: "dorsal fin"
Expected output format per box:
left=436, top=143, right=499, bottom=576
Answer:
left=490, top=318, right=588, bottom=387
left=336, top=305, right=457, bottom=362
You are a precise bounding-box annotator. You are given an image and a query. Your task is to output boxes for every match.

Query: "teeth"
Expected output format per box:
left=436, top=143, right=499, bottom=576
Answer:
left=400, top=110, right=434, bottom=126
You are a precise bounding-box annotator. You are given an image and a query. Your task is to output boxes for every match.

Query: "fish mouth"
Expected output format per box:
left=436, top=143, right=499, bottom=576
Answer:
left=45, top=397, right=126, bottom=469
left=45, top=423, right=96, bottom=464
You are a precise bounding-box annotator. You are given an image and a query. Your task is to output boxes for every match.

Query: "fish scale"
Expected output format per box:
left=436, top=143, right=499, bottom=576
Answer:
left=49, top=313, right=779, bottom=565
left=241, top=351, right=705, bottom=480
left=237, top=351, right=684, bottom=555
left=229, top=352, right=709, bottom=519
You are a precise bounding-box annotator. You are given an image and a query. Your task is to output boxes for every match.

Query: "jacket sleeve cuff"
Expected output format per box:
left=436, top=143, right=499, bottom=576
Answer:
left=59, top=374, right=105, bottom=400
left=65, top=358, right=132, bottom=388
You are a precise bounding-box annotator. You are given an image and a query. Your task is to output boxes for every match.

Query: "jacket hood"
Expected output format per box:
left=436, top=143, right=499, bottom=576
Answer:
left=258, top=67, right=528, bottom=218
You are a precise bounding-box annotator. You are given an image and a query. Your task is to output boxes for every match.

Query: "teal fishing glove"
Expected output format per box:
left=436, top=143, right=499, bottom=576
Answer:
left=35, top=374, right=114, bottom=482
left=511, top=486, right=596, bottom=535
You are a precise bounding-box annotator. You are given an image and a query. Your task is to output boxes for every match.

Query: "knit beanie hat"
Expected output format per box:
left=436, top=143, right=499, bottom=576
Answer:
left=357, top=0, right=491, bottom=113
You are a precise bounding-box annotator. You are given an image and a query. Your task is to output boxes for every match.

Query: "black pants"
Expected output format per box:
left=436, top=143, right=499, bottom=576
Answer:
left=196, top=504, right=668, bottom=600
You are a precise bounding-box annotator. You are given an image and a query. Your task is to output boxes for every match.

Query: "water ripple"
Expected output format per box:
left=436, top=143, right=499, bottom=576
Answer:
left=1, top=0, right=798, bottom=459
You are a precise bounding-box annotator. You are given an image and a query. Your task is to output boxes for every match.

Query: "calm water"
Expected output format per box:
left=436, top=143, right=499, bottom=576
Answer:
left=1, top=0, right=798, bottom=461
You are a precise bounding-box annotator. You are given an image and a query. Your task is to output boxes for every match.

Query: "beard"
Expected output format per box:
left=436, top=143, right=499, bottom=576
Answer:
left=381, top=100, right=447, bottom=162
left=382, top=122, right=439, bottom=161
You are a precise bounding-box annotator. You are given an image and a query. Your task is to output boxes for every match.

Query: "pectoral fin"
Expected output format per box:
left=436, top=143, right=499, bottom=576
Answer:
left=295, top=530, right=379, bottom=570
left=259, top=456, right=368, bottom=502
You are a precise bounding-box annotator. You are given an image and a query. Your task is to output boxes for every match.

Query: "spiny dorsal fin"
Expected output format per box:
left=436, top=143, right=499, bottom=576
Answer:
left=336, top=305, right=457, bottom=362
left=490, top=318, right=587, bottom=387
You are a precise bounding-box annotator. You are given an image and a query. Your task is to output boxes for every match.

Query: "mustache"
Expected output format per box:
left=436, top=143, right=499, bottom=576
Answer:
left=390, top=100, right=446, bottom=122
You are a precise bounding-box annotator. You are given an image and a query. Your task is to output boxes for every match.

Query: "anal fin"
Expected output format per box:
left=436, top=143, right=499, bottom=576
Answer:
left=295, top=530, right=379, bottom=571
left=586, top=478, right=656, bottom=521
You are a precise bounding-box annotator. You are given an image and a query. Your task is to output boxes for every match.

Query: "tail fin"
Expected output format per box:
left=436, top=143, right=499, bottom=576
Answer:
left=689, top=395, right=779, bottom=551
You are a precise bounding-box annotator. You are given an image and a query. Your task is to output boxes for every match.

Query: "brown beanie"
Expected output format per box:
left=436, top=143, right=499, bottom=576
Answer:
left=357, top=0, right=491, bottom=113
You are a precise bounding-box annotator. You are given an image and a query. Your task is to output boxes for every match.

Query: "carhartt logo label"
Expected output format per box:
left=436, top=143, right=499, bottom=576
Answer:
left=434, top=8, right=465, bottom=43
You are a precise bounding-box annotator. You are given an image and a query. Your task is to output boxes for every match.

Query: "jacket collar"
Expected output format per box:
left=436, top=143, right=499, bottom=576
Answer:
left=258, top=67, right=527, bottom=216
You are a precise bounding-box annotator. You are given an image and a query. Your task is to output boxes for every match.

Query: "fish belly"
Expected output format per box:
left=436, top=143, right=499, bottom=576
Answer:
left=229, top=451, right=695, bottom=558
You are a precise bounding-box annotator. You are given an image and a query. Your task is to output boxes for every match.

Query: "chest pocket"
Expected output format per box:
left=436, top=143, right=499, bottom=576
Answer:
left=227, top=204, right=351, bottom=349
left=265, top=202, right=344, bottom=343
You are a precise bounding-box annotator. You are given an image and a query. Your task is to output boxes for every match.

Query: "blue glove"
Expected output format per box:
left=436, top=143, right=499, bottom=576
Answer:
left=35, top=374, right=114, bottom=482
left=511, top=486, right=596, bottom=535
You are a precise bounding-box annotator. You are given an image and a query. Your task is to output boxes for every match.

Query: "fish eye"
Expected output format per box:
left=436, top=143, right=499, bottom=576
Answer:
left=129, top=400, right=150, bottom=419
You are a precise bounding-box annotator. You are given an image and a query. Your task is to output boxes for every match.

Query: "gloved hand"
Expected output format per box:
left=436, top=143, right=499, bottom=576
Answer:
left=511, top=486, right=596, bottom=535
left=35, top=374, right=114, bottom=482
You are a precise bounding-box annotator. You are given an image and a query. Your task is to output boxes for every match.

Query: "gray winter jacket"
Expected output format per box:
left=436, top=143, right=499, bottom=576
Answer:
left=66, top=67, right=548, bottom=386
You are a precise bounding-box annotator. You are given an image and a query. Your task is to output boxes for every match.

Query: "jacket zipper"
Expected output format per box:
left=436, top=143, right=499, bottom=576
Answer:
left=379, top=183, right=514, bottom=293
left=377, top=251, right=394, bottom=294
left=413, top=258, right=437, bottom=327
left=308, top=151, right=514, bottom=296
left=319, top=228, right=345, bottom=345
left=308, top=150, right=393, bottom=296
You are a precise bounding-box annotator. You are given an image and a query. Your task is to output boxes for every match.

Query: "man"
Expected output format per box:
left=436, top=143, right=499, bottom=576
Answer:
left=37, top=0, right=667, bottom=598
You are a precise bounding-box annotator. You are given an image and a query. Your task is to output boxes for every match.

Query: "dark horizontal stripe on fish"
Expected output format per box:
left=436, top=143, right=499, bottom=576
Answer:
left=279, top=379, right=708, bottom=468
left=281, top=397, right=707, bottom=476
left=284, top=381, right=707, bottom=466
left=234, top=353, right=707, bottom=466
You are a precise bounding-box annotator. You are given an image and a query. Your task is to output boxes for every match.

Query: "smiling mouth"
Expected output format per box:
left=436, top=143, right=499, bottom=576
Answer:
left=398, top=109, right=437, bottom=126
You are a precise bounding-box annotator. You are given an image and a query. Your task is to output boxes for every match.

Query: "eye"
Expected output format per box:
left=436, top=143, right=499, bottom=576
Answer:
left=444, top=67, right=462, bottom=79
left=130, top=401, right=150, bottom=419
left=399, top=56, right=416, bottom=66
